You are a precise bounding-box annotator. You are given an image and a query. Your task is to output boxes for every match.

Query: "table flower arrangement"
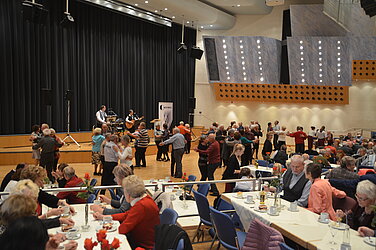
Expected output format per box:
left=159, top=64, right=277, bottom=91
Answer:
left=77, top=173, right=95, bottom=231
left=84, top=229, right=121, bottom=250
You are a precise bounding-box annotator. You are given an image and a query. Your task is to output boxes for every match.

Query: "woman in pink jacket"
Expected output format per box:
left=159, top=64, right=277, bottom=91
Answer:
left=305, top=163, right=346, bottom=220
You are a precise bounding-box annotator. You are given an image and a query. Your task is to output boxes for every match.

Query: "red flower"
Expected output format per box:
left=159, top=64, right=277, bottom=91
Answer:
left=110, top=238, right=121, bottom=249
left=84, top=238, right=98, bottom=250
left=101, top=239, right=110, bottom=250
left=96, top=229, right=107, bottom=242
left=273, top=166, right=277, bottom=171
left=183, top=172, right=186, bottom=176
left=84, top=173, right=90, bottom=180
left=135, top=248, right=145, bottom=250
left=282, top=168, right=287, bottom=173
left=266, top=152, right=271, bottom=155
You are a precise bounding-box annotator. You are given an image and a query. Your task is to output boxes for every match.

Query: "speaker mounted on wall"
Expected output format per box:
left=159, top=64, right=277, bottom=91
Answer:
left=41, top=88, right=52, bottom=106
left=190, top=46, right=204, bottom=60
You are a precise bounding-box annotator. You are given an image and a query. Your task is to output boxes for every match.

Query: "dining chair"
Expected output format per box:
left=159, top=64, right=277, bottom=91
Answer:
left=279, top=242, right=294, bottom=250
left=160, top=208, right=178, bottom=225
left=209, top=206, right=246, bottom=250
left=192, top=189, right=215, bottom=243
left=87, top=194, right=96, bottom=203
left=186, top=175, right=197, bottom=194
left=216, top=198, right=244, bottom=231
left=332, top=196, right=357, bottom=212
left=242, top=218, right=284, bottom=249
left=257, top=160, right=269, bottom=167
left=197, top=183, right=210, bottom=197
left=89, top=178, right=97, bottom=187
left=108, top=188, right=120, bottom=200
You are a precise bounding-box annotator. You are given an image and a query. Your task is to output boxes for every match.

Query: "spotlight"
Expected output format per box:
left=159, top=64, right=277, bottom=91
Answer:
left=190, top=46, right=203, bottom=60
left=22, top=1, right=48, bottom=24
left=60, top=0, right=74, bottom=26
left=177, top=43, right=187, bottom=54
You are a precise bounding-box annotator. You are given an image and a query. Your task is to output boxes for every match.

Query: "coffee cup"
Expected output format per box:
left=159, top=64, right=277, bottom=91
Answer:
left=290, top=201, right=298, bottom=211
left=246, top=195, right=253, bottom=203
left=319, top=212, right=329, bottom=223
left=94, top=200, right=101, bottom=205
left=269, top=206, right=278, bottom=215
left=67, top=228, right=78, bottom=239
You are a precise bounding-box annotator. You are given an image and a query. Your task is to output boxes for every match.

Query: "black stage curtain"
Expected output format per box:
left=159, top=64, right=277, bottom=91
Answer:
left=0, top=0, right=196, bottom=134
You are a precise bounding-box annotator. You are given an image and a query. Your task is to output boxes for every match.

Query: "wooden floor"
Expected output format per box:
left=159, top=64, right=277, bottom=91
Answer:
left=0, top=150, right=235, bottom=249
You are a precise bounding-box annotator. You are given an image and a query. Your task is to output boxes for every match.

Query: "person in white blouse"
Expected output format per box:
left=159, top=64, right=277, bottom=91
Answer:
left=308, top=126, right=316, bottom=150
left=317, top=126, right=327, bottom=147
left=276, top=126, right=287, bottom=150
left=115, top=135, right=133, bottom=170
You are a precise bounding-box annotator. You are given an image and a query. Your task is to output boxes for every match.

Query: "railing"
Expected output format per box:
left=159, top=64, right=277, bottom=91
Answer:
left=0, top=177, right=278, bottom=196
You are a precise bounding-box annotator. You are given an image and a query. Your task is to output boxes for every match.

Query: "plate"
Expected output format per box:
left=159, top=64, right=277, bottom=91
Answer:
left=56, top=226, right=78, bottom=234
left=66, top=233, right=81, bottom=240
left=96, top=224, right=117, bottom=233
left=329, top=222, right=347, bottom=230
left=287, top=208, right=299, bottom=212
left=254, top=208, right=267, bottom=213
left=364, top=237, right=376, bottom=246
left=233, top=194, right=245, bottom=199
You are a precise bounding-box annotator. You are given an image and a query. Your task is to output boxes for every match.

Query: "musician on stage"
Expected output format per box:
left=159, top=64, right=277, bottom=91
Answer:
left=125, top=109, right=140, bottom=133
left=96, top=105, right=108, bottom=128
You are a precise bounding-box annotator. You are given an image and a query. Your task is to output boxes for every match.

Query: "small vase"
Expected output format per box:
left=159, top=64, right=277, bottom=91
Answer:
left=81, top=202, right=90, bottom=232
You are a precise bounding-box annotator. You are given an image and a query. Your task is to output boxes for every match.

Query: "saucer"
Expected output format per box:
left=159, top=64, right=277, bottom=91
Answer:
left=364, top=237, right=376, bottom=246
left=66, top=233, right=81, bottom=240
left=233, top=194, right=245, bottom=199
left=317, top=219, right=329, bottom=224
left=254, top=208, right=267, bottom=213
left=267, top=212, right=279, bottom=216
left=329, top=222, right=347, bottom=230
left=287, top=207, right=299, bottom=212
left=244, top=200, right=255, bottom=204
left=96, top=224, right=117, bottom=232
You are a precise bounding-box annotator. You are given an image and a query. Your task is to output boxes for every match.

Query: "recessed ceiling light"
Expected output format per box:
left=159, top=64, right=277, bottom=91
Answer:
left=145, top=0, right=148, bottom=3
left=210, top=24, right=213, bottom=27
left=186, top=21, right=189, bottom=23
left=237, top=4, right=240, bottom=7
left=200, top=26, right=203, bottom=28
left=135, top=3, right=138, bottom=6
left=172, top=16, right=175, bottom=19
left=164, top=8, right=168, bottom=11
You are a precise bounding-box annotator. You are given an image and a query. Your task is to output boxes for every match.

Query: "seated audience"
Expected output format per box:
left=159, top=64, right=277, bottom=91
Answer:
left=20, top=165, right=75, bottom=215
left=0, top=163, right=27, bottom=192
left=233, top=167, right=253, bottom=192
left=360, top=146, right=376, bottom=166
left=272, top=163, right=286, bottom=177
left=273, top=145, right=288, bottom=166
left=0, top=216, right=77, bottom=250
left=305, top=163, right=346, bottom=220
left=51, top=163, right=69, bottom=188
left=94, top=175, right=160, bottom=249
left=222, top=144, right=245, bottom=192
left=339, top=141, right=356, bottom=156
left=11, top=179, right=74, bottom=229
left=336, top=180, right=376, bottom=230
left=1, top=163, right=27, bottom=201
left=329, top=172, right=376, bottom=198
left=312, top=151, right=331, bottom=167
left=91, top=164, right=133, bottom=215
left=56, top=166, right=86, bottom=204
left=327, top=156, right=359, bottom=180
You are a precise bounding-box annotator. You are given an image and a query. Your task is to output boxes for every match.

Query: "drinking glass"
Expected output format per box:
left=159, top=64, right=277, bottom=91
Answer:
left=329, top=224, right=337, bottom=247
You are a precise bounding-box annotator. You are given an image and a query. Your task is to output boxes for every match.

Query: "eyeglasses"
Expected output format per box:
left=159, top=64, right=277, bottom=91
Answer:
left=355, top=194, right=369, bottom=202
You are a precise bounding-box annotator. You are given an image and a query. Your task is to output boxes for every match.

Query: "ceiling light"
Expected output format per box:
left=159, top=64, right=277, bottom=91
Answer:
left=210, top=24, right=213, bottom=27
left=237, top=4, right=240, bottom=7
left=135, top=3, right=138, bottom=6
left=164, top=8, right=168, bottom=10
left=172, top=16, right=175, bottom=19
left=186, top=21, right=189, bottom=23
left=318, top=40, right=322, bottom=44
left=257, top=39, right=260, bottom=44
left=227, top=77, right=230, bottom=80
left=145, top=0, right=148, bottom=3
left=260, top=77, right=264, bottom=81
left=154, top=10, right=158, bottom=13
left=244, top=77, right=247, bottom=80
left=200, top=26, right=203, bottom=28
left=300, top=41, right=303, bottom=44
left=240, top=40, right=243, bottom=43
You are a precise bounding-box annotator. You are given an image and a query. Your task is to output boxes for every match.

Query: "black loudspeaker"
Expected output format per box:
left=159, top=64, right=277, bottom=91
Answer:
left=64, top=90, right=73, bottom=101
left=188, top=97, right=196, bottom=110
left=190, top=46, right=204, bottom=60
left=360, top=0, right=376, bottom=17
left=41, top=89, right=52, bottom=106
left=280, top=9, right=291, bottom=84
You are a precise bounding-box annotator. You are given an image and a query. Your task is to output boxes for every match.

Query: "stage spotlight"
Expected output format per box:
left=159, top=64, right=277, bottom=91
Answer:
left=22, top=1, right=48, bottom=24
left=190, top=46, right=204, bottom=60
left=177, top=43, right=187, bottom=53
left=60, top=0, right=75, bottom=26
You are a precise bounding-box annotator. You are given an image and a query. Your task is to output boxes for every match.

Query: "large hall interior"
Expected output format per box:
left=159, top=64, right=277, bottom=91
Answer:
left=1, top=0, right=376, bottom=249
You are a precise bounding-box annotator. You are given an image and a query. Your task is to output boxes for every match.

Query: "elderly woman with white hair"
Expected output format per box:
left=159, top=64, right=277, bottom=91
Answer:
left=336, top=180, right=376, bottom=230
left=91, top=164, right=133, bottom=215
left=32, top=128, right=64, bottom=181
left=94, top=175, right=160, bottom=249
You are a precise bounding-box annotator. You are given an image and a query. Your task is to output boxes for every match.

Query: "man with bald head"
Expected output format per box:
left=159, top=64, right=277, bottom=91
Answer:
left=281, top=155, right=311, bottom=207
left=195, top=134, right=221, bottom=196
left=160, top=127, right=186, bottom=178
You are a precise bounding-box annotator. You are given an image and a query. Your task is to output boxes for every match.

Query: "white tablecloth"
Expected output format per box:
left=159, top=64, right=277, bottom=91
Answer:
left=242, top=165, right=273, bottom=177
left=222, top=192, right=374, bottom=250
left=46, top=204, right=131, bottom=250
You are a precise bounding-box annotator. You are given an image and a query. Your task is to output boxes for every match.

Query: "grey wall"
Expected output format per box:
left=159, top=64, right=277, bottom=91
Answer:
left=203, top=36, right=281, bottom=84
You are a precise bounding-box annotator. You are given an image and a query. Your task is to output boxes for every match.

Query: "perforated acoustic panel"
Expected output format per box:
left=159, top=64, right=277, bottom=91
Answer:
left=352, top=60, right=376, bottom=80
left=213, top=83, right=349, bottom=104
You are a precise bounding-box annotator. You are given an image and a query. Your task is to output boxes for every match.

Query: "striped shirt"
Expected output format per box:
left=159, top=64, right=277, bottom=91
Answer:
left=134, top=129, right=149, bottom=147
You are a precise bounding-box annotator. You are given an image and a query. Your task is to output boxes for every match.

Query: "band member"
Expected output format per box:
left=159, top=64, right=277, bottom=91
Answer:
left=96, top=105, right=108, bottom=128
left=125, top=109, right=140, bottom=133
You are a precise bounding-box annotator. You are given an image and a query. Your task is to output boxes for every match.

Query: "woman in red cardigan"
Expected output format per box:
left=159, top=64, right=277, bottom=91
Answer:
left=94, top=175, right=160, bottom=249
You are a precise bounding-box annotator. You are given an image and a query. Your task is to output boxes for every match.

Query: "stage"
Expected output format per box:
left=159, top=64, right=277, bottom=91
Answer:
left=0, top=127, right=205, bottom=165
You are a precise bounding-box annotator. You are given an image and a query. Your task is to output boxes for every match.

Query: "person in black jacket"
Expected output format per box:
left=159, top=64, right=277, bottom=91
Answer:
left=273, top=145, right=288, bottom=166
left=222, top=144, right=245, bottom=192
left=251, top=125, right=263, bottom=159
left=197, top=135, right=209, bottom=181
left=262, top=132, right=273, bottom=160
left=32, top=129, right=64, bottom=182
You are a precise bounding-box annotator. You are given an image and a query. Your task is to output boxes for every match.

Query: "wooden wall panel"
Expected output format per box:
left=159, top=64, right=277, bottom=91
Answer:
left=352, top=60, right=376, bottom=80
left=213, top=83, right=349, bottom=104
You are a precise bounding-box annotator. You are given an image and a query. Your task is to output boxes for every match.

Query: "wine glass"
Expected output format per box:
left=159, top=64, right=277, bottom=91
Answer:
left=329, top=223, right=337, bottom=247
